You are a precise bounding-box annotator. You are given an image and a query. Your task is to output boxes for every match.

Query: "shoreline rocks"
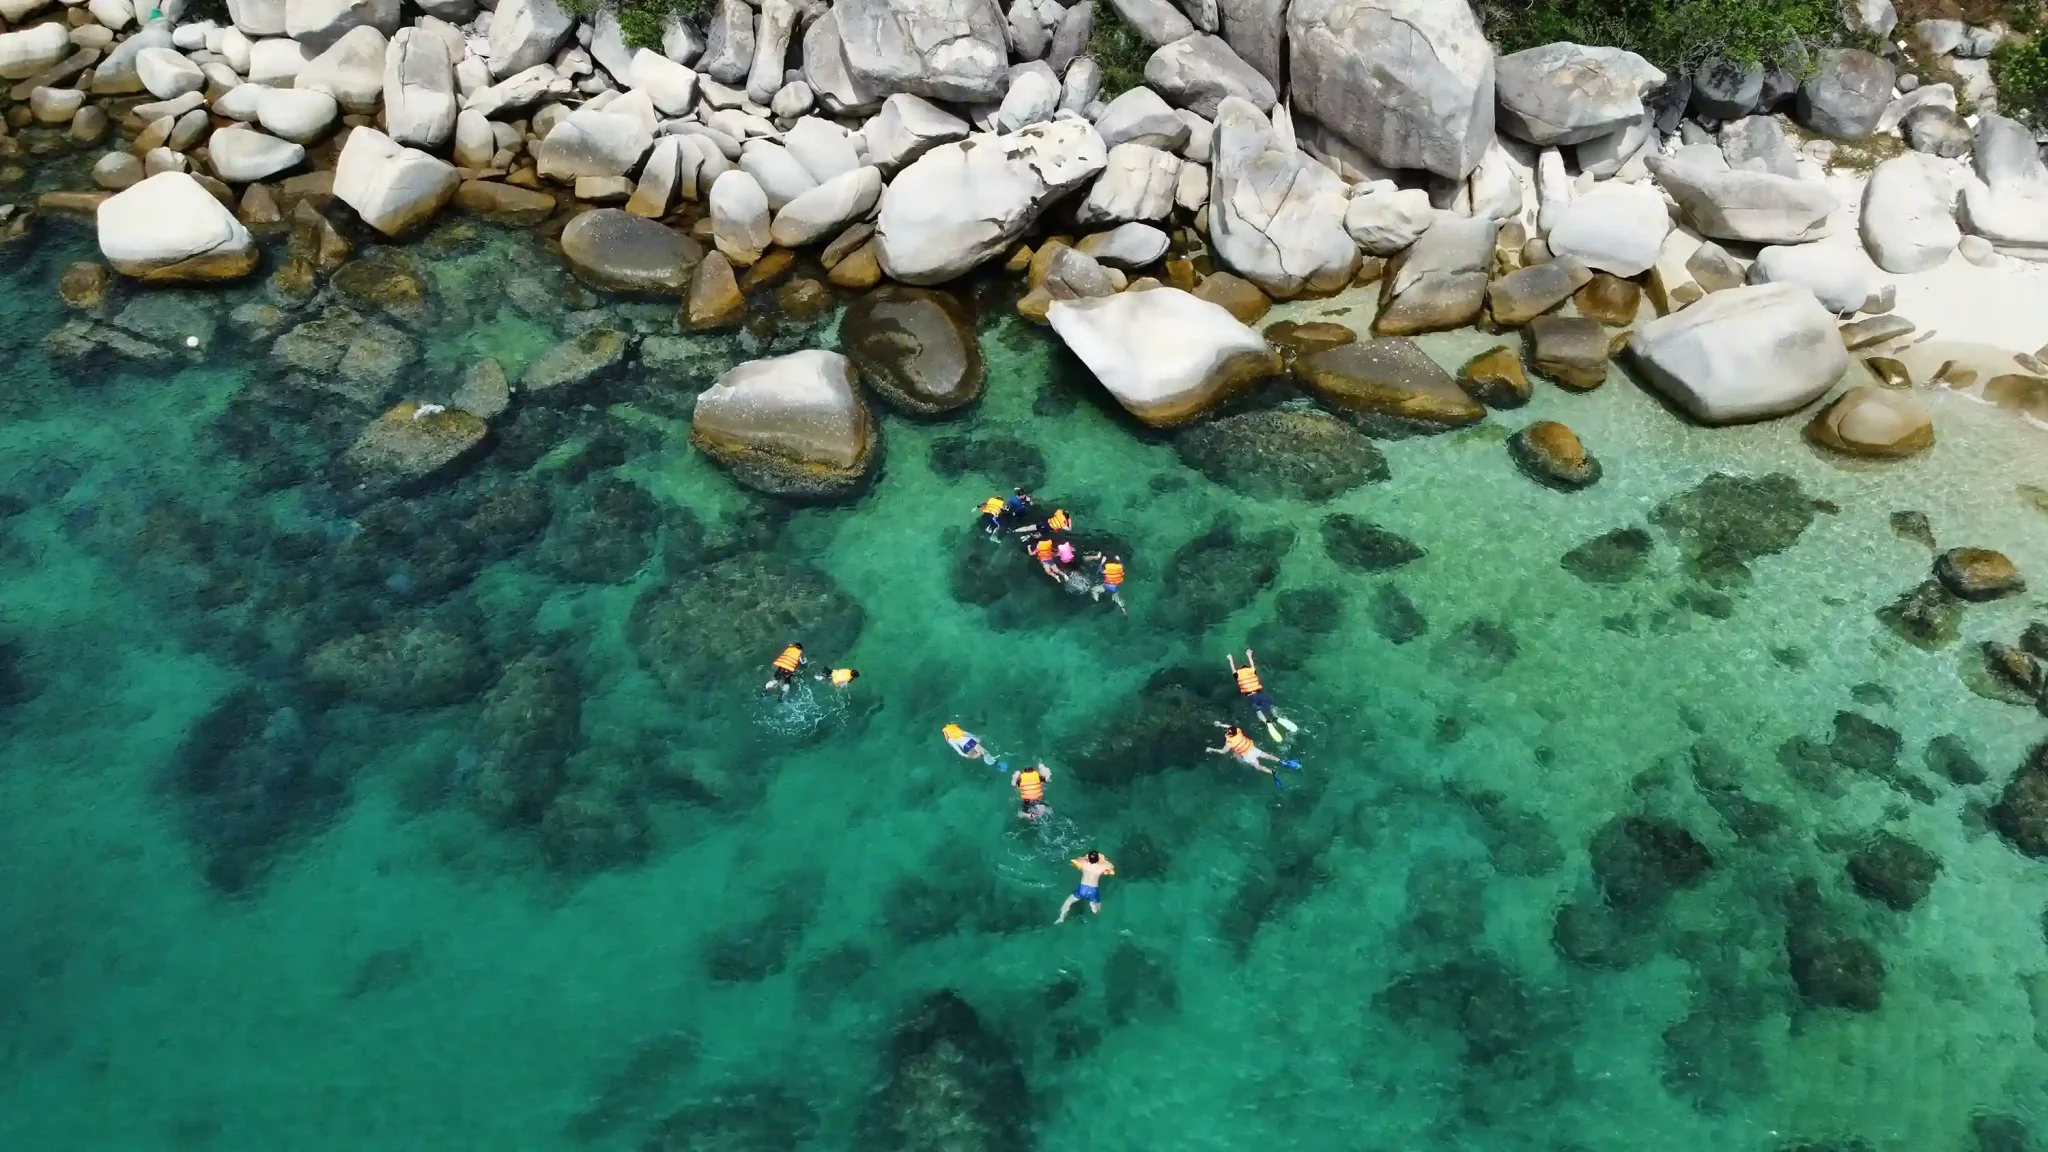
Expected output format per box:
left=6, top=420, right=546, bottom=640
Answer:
left=690, top=349, right=879, bottom=499
left=1628, top=284, right=1848, bottom=424
left=1045, top=287, right=1280, bottom=427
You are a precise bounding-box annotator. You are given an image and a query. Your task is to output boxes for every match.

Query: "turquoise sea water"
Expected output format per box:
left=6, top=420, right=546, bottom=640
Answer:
left=3, top=213, right=2048, bottom=1152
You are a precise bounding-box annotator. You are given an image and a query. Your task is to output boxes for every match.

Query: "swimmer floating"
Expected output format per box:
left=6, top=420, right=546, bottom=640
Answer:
left=1209, top=723, right=1300, bottom=787
left=1057, top=851, right=1115, bottom=923
left=942, top=723, right=1003, bottom=767
left=764, top=643, right=806, bottom=694
left=1228, top=649, right=1299, bottom=744
left=1012, top=761, right=1051, bottom=820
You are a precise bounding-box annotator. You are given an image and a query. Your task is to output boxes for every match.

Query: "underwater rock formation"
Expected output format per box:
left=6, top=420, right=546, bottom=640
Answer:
left=1650, top=472, right=1816, bottom=585
left=859, top=991, right=1032, bottom=1152
left=644, top=1082, right=821, bottom=1151
left=1153, top=516, right=1293, bottom=634
left=301, top=616, right=489, bottom=709
left=1846, top=832, right=1941, bottom=911
left=1561, top=526, right=1654, bottom=584
left=1877, top=578, right=1963, bottom=649
left=703, top=868, right=825, bottom=983
left=1785, top=877, right=1885, bottom=1011
left=1076, top=663, right=1238, bottom=786
left=1591, top=815, right=1714, bottom=912
left=1376, top=955, right=1552, bottom=1066
left=1370, top=584, right=1428, bottom=644
left=839, top=285, right=986, bottom=416
left=927, top=433, right=1048, bottom=491
left=1993, top=744, right=2048, bottom=860
left=470, top=651, right=582, bottom=829
left=163, top=685, right=343, bottom=893
left=632, top=554, right=864, bottom=701
left=1320, top=513, right=1424, bottom=572
left=1175, top=408, right=1389, bottom=501
left=530, top=477, right=658, bottom=585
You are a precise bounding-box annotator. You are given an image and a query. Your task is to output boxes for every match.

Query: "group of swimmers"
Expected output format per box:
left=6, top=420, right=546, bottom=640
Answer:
left=975, top=488, right=1126, bottom=614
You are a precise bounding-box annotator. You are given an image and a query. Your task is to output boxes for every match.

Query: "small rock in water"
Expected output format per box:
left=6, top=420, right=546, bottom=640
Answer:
left=1935, top=547, right=2024, bottom=601
left=1839, top=313, right=1914, bottom=350
left=1889, top=510, right=1935, bottom=550
left=1846, top=832, right=1941, bottom=910
left=1561, top=526, right=1653, bottom=584
left=1804, top=386, right=1934, bottom=458
left=1650, top=472, right=1816, bottom=585
left=1370, top=584, right=1427, bottom=644
left=1508, top=420, right=1601, bottom=489
left=1926, top=734, right=1986, bottom=785
left=1178, top=409, right=1389, bottom=501
left=1320, top=513, right=1422, bottom=572
left=1877, top=578, right=1962, bottom=648
left=1993, top=744, right=2048, bottom=860
left=1573, top=272, right=1642, bottom=327
left=1524, top=314, right=1612, bottom=390
left=1457, top=345, right=1530, bottom=408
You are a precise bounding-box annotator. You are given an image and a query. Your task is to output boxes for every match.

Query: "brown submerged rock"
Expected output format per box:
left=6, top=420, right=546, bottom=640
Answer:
left=1936, top=547, right=2023, bottom=601
left=1525, top=315, right=1612, bottom=390
left=1840, top=313, right=1913, bottom=350
left=839, top=286, right=985, bottom=417
left=454, top=179, right=557, bottom=226
left=559, top=208, right=702, bottom=295
left=57, top=260, right=108, bottom=308
left=1373, top=270, right=1487, bottom=335
left=1508, top=421, right=1601, bottom=490
left=1192, top=271, right=1270, bottom=323
left=1992, top=743, right=2048, bottom=859
left=1984, top=373, right=2048, bottom=417
left=1877, top=578, right=1962, bottom=648
left=690, top=350, right=878, bottom=500
left=1864, top=356, right=1911, bottom=389
left=1458, top=345, right=1530, bottom=408
left=1575, top=273, right=1642, bottom=327
left=826, top=240, right=883, bottom=288
left=342, top=401, right=489, bottom=487
left=1804, top=386, right=1933, bottom=458
left=778, top=277, right=835, bottom=321
left=1486, top=259, right=1589, bottom=327
left=1263, top=319, right=1356, bottom=358
left=1295, top=338, right=1485, bottom=435
left=685, top=250, right=746, bottom=331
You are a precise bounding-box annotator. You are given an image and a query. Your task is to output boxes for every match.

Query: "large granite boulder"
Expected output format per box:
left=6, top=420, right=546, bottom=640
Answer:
left=803, top=9, right=884, bottom=116
left=536, top=105, right=654, bottom=181
left=486, top=0, right=575, bottom=78
left=286, top=0, right=400, bottom=55
left=560, top=208, right=704, bottom=294
left=839, top=286, right=985, bottom=416
left=875, top=117, right=1107, bottom=284
left=384, top=26, right=457, bottom=149
left=1546, top=180, right=1670, bottom=277
left=1075, top=142, right=1181, bottom=226
left=97, top=172, right=258, bottom=281
left=1287, top=0, right=1494, bottom=179
left=1958, top=115, right=2048, bottom=262
left=208, top=128, right=306, bottom=184
left=833, top=0, right=1010, bottom=103
left=1144, top=32, right=1276, bottom=119
left=1294, top=337, right=1484, bottom=435
left=1627, top=283, right=1848, bottom=424
left=1747, top=243, right=1882, bottom=314
left=333, top=126, right=458, bottom=236
left=710, top=169, right=773, bottom=265
left=1797, top=49, right=1895, bottom=140
left=691, top=349, right=879, bottom=498
left=1861, top=152, right=1960, bottom=273
left=1044, top=287, right=1280, bottom=426
left=1208, top=98, right=1357, bottom=298
left=772, top=166, right=885, bottom=247
left=1647, top=151, right=1836, bottom=245
left=864, top=92, right=968, bottom=172
left=1804, top=385, right=1933, bottom=458
left=296, top=24, right=388, bottom=113
left=1494, top=42, right=1663, bottom=146
left=1993, top=746, right=2048, bottom=858
left=1343, top=186, right=1435, bottom=255
left=1373, top=213, right=1493, bottom=335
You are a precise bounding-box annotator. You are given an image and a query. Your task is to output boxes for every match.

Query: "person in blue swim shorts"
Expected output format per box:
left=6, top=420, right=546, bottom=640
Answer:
left=1057, top=851, right=1116, bottom=924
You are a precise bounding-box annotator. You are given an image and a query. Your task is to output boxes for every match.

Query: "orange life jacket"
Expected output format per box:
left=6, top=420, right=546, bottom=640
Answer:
left=1035, top=540, right=1054, bottom=562
left=1017, top=769, right=1044, bottom=801
left=1235, top=665, right=1263, bottom=695
left=1102, top=561, right=1124, bottom=586
left=772, top=645, right=803, bottom=673
left=1048, top=509, right=1071, bottom=531
left=830, top=668, right=855, bottom=686
left=1224, top=730, right=1255, bottom=757
left=980, top=497, right=1005, bottom=515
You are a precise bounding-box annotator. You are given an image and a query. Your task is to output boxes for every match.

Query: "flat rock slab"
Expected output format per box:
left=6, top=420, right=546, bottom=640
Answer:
left=1295, top=337, right=1485, bottom=435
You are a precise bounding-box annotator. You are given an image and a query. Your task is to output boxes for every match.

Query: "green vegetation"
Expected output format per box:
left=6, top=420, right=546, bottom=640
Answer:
left=1476, top=0, right=1842, bottom=73
left=1085, top=4, right=1153, bottom=98
left=1992, top=36, right=2048, bottom=124
left=556, top=0, right=707, bottom=50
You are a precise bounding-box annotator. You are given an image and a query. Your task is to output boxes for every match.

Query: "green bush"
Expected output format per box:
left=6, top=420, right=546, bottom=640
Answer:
left=1476, top=0, right=1843, bottom=74
left=1085, top=4, right=1153, bottom=98
left=562, top=0, right=706, bottom=51
left=1993, top=37, right=2048, bottom=125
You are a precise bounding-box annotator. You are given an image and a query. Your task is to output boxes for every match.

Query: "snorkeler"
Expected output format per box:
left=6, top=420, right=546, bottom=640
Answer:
left=1085, top=552, right=1128, bottom=615
left=977, top=495, right=1008, bottom=537
left=942, top=723, right=1002, bottom=766
left=764, top=643, right=805, bottom=693
left=1013, top=506, right=1072, bottom=541
left=1030, top=537, right=1064, bottom=581
left=1208, top=722, right=1297, bottom=778
left=816, top=667, right=859, bottom=689
left=1005, top=487, right=1035, bottom=519
left=1012, top=761, right=1051, bottom=820
left=1228, top=650, right=1299, bottom=744
left=1057, top=851, right=1115, bottom=923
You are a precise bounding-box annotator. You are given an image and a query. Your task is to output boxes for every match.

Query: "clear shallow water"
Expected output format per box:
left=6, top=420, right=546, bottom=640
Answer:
left=2, top=215, right=2047, bottom=1152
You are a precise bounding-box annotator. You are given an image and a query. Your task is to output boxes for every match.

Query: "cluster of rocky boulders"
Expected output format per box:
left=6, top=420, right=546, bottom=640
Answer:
left=11, top=0, right=2047, bottom=478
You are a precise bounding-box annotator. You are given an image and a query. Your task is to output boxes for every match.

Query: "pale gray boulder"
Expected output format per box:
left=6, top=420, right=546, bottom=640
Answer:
left=1493, top=41, right=1663, bottom=146
left=876, top=116, right=1108, bottom=283
left=1647, top=151, right=1837, bottom=244
left=286, top=0, right=399, bottom=55
left=803, top=10, right=883, bottom=115
left=785, top=116, right=861, bottom=183
left=1008, top=0, right=1059, bottom=60
left=136, top=48, right=206, bottom=100
left=1747, top=242, right=1883, bottom=315
left=1287, top=0, right=1493, bottom=180
left=208, top=126, right=306, bottom=182
left=1075, top=141, right=1181, bottom=225
left=1104, top=0, right=1193, bottom=45
left=1047, top=0, right=1092, bottom=74
left=487, top=0, right=576, bottom=79
left=710, top=167, right=773, bottom=263
left=630, top=48, right=699, bottom=117
left=747, top=0, right=803, bottom=104
left=1690, top=56, right=1762, bottom=121
left=1719, top=115, right=1800, bottom=179
left=298, top=25, right=389, bottom=114
left=1797, top=49, right=1895, bottom=140
left=96, top=171, right=258, bottom=280
left=739, top=139, right=820, bottom=208
left=334, top=126, right=459, bottom=235
left=1144, top=33, right=1274, bottom=119
left=1096, top=85, right=1190, bottom=150
left=464, top=63, right=571, bottom=117
left=1546, top=180, right=1670, bottom=277
left=1207, top=95, right=1357, bottom=298
left=1627, top=282, right=1848, bottom=424
left=1046, top=287, right=1277, bottom=426
left=1213, top=0, right=1285, bottom=85
left=864, top=93, right=969, bottom=171
left=1000, top=60, right=1061, bottom=131
left=1342, top=186, right=1433, bottom=255
left=834, top=0, right=1010, bottom=103
left=384, top=27, right=456, bottom=149
left=536, top=106, right=653, bottom=181
left=1076, top=221, right=1171, bottom=267
left=1058, top=57, right=1101, bottom=115
left=228, top=0, right=287, bottom=36
left=257, top=86, right=341, bottom=143
left=772, top=165, right=885, bottom=246
left=1957, top=115, right=2048, bottom=261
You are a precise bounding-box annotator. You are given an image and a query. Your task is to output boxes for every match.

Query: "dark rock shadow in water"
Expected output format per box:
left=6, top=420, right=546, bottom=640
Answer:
left=1152, top=515, right=1293, bottom=637
left=641, top=1081, right=821, bottom=1151
left=703, top=867, right=826, bottom=983
left=1176, top=407, right=1389, bottom=501
left=929, top=432, right=1048, bottom=492
left=859, top=990, right=1032, bottom=1152
left=161, top=684, right=345, bottom=894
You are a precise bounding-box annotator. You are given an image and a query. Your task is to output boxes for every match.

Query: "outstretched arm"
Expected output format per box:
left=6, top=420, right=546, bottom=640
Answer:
left=1226, top=654, right=1238, bottom=673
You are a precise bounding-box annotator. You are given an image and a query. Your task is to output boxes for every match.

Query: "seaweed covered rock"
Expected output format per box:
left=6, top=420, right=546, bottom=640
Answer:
left=1552, top=896, right=1652, bottom=969
left=632, top=553, right=864, bottom=700
left=1321, top=513, right=1423, bottom=572
left=1785, top=878, right=1885, bottom=1011
left=839, top=285, right=985, bottom=416
left=1075, top=663, right=1239, bottom=786
left=1154, top=516, right=1293, bottom=634
left=164, top=685, right=340, bottom=892
left=1375, top=956, right=1549, bottom=1066
left=1936, top=547, right=2024, bottom=601
left=859, top=991, right=1030, bottom=1152
left=1993, top=743, right=2048, bottom=859
left=1590, top=815, right=1713, bottom=912
left=1877, top=578, right=1962, bottom=648
left=523, top=329, right=630, bottom=393
left=560, top=207, right=704, bottom=294
left=1509, top=421, right=1600, bottom=489
left=539, top=760, right=652, bottom=873
left=302, top=617, right=488, bottom=708
left=690, top=350, right=879, bottom=499
left=928, top=432, right=1047, bottom=490
left=1649, top=472, right=1816, bottom=584
left=1295, top=337, right=1486, bottom=436
left=1927, top=734, right=1987, bottom=785
left=471, top=652, right=582, bottom=828
left=645, top=1084, right=821, bottom=1152
left=530, top=477, right=658, bottom=584
left=1371, top=584, right=1427, bottom=644
left=1846, top=832, right=1940, bottom=910
left=1175, top=408, right=1388, bottom=500
left=1562, top=526, right=1653, bottom=584
left=341, top=401, right=489, bottom=489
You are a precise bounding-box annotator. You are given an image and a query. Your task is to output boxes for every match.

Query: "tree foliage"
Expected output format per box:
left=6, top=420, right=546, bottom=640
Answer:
left=1475, top=0, right=1844, bottom=72
left=1086, top=4, right=1153, bottom=99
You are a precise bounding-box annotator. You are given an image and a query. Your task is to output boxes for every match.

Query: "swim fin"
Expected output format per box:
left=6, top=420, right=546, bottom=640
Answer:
left=1266, top=723, right=1286, bottom=744
left=1278, top=716, right=1301, bottom=734
left=1281, top=759, right=1301, bottom=770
